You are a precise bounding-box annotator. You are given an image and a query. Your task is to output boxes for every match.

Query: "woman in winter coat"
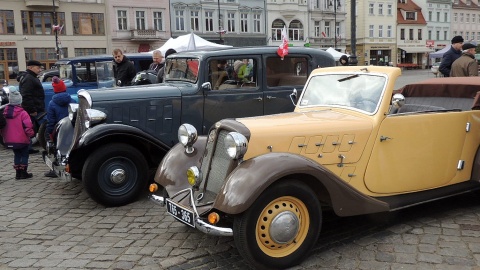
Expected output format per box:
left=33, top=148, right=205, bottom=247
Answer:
left=1, top=88, right=35, bottom=179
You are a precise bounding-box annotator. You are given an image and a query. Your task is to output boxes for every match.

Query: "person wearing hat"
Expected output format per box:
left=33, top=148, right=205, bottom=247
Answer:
left=44, top=76, right=75, bottom=178
left=439, top=36, right=464, bottom=77
left=17, top=59, right=45, bottom=154
left=1, top=88, right=35, bottom=179
left=450, top=43, right=479, bottom=77
left=339, top=55, right=349, bottom=66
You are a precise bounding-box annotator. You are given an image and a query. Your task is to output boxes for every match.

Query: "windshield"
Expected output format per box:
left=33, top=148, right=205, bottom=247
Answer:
left=59, top=64, right=73, bottom=81
left=299, top=73, right=387, bottom=114
left=164, top=58, right=199, bottom=83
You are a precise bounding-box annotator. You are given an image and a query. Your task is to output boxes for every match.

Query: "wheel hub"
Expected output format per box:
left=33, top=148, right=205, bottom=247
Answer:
left=270, top=211, right=299, bottom=244
left=110, top=169, right=126, bottom=184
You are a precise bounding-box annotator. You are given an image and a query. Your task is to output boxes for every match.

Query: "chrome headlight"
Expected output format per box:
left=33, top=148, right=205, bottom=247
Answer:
left=85, top=109, right=106, bottom=128
left=178, top=124, right=197, bottom=154
left=224, top=132, right=248, bottom=160
left=68, top=103, right=79, bottom=121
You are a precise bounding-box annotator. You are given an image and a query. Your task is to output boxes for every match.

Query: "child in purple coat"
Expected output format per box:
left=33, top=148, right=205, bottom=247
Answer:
left=1, top=88, right=35, bottom=179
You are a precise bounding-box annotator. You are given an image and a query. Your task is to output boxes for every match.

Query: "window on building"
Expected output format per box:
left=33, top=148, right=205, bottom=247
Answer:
left=409, top=29, right=414, bottom=40
left=153, top=12, right=163, bottom=31
left=387, top=25, right=392, bottom=37
left=477, top=32, right=480, bottom=41
left=240, top=13, right=248, bottom=33
left=227, top=12, right=235, bottom=32
left=289, top=20, right=303, bottom=41
left=436, top=12, right=440, bottom=22
left=379, top=25, right=383, bottom=37
left=444, top=31, right=447, bottom=40
left=314, top=21, right=320, bottom=37
left=175, top=10, right=185, bottom=31
left=117, top=10, right=127, bottom=31
left=387, top=4, right=392, bottom=15
left=428, top=11, right=432, bottom=21
left=205, top=11, right=213, bottom=32
left=0, top=10, right=15, bottom=34
left=444, top=12, right=448, bottom=22
left=0, top=48, right=18, bottom=80
left=406, top=12, right=415, bottom=20
left=325, top=21, right=330, bottom=38
left=253, top=13, right=261, bottom=33
left=428, top=30, right=432, bottom=40
left=466, top=14, right=470, bottom=23
left=378, top=4, right=383, bottom=15
left=74, top=48, right=106, bottom=57
left=466, top=32, right=469, bottom=40
left=454, top=13, right=457, bottom=22
left=473, top=14, right=476, bottom=23
left=72, top=13, right=104, bottom=35
left=272, top=19, right=285, bottom=40
left=136, top=11, right=146, bottom=30
left=369, top=25, right=374, bottom=37
left=369, top=3, right=374, bottom=15
left=22, top=11, right=66, bottom=35
left=436, top=30, right=439, bottom=40
left=25, top=47, right=67, bottom=69
left=460, top=13, right=464, bottom=22
left=191, top=11, right=199, bottom=31
left=400, top=28, right=405, bottom=40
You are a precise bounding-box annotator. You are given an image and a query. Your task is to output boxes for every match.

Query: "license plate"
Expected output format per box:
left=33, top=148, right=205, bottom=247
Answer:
left=45, top=157, right=53, bottom=170
left=166, top=199, right=195, bottom=227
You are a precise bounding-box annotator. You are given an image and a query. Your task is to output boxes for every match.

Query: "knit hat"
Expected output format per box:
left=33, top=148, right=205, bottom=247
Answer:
left=52, top=76, right=66, bottom=93
left=451, top=36, right=464, bottom=44
left=9, top=88, right=22, bottom=105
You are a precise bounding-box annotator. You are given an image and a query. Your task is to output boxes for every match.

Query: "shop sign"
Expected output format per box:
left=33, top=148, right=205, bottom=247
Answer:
left=0, top=42, right=16, bottom=46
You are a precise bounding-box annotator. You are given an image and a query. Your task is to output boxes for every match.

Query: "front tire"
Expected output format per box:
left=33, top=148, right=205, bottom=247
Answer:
left=82, top=143, right=148, bottom=207
left=233, top=180, right=322, bottom=270
left=37, top=121, right=47, bottom=150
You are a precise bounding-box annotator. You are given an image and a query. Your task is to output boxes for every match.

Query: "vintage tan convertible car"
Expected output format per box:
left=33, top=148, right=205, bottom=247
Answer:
left=149, top=66, right=480, bottom=269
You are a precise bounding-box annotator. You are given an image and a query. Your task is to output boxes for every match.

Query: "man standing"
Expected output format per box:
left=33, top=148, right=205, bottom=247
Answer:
left=149, top=50, right=163, bottom=73
left=18, top=60, right=45, bottom=154
left=112, top=49, right=136, bottom=86
left=156, top=48, right=177, bottom=83
left=450, top=43, right=479, bottom=77
left=439, top=36, right=464, bottom=77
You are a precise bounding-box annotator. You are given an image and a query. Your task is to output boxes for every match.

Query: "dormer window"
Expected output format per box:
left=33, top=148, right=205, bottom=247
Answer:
left=399, top=0, right=406, bottom=3
left=406, top=11, right=416, bottom=20
left=467, top=0, right=471, bottom=5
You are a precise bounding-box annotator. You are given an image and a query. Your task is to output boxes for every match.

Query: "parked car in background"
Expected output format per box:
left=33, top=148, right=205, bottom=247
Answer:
left=43, top=46, right=335, bottom=207
left=149, top=67, right=480, bottom=269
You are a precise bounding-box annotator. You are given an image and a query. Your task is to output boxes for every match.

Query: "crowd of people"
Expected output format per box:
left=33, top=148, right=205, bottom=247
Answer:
left=439, top=35, right=479, bottom=77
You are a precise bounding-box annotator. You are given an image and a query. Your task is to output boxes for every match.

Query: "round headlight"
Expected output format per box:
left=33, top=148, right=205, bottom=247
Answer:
left=224, top=132, right=248, bottom=159
left=187, top=166, right=201, bottom=187
left=178, top=124, right=198, bottom=147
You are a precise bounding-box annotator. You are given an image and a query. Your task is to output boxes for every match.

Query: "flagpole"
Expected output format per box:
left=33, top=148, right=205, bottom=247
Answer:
left=53, top=0, right=59, bottom=60
left=217, top=0, right=223, bottom=44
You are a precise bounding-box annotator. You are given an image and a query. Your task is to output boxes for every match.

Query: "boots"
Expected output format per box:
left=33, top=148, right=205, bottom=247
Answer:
left=17, top=165, right=33, bottom=180
left=14, top=165, right=21, bottom=180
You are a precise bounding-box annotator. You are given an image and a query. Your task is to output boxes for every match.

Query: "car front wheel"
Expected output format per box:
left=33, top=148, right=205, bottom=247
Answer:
left=82, top=143, right=148, bottom=207
left=233, top=180, right=322, bottom=270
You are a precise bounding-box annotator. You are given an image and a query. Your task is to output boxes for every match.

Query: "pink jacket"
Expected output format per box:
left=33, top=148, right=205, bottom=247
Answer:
left=1, top=105, right=34, bottom=148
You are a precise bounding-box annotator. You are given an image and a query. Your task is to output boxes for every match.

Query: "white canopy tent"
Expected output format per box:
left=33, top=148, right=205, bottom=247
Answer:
left=429, top=46, right=450, bottom=59
left=326, top=47, right=349, bottom=61
left=155, top=33, right=232, bottom=55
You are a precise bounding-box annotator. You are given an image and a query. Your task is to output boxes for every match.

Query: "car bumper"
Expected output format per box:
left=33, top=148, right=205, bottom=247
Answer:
left=148, top=192, right=233, bottom=237
left=42, top=150, right=72, bottom=181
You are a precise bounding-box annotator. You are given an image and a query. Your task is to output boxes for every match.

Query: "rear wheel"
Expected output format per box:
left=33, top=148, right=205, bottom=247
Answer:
left=233, top=180, right=322, bottom=269
left=82, top=143, right=148, bottom=207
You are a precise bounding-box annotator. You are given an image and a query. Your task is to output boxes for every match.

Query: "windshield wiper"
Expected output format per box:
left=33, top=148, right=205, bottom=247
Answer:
left=338, top=74, right=359, bottom=82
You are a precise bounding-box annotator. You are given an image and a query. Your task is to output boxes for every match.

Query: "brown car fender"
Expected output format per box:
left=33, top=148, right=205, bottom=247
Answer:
left=213, top=152, right=389, bottom=217
left=154, top=137, right=208, bottom=195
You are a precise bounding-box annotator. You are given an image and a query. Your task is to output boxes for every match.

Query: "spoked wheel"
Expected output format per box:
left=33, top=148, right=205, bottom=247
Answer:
left=233, top=180, right=322, bottom=270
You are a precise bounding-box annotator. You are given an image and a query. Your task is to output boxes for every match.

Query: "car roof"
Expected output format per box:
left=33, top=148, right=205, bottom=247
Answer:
left=54, top=52, right=152, bottom=65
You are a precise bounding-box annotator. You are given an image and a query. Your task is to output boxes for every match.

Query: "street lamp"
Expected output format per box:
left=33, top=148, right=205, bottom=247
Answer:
left=329, top=0, right=340, bottom=50
left=217, top=0, right=223, bottom=44
left=52, top=0, right=59, bottom=60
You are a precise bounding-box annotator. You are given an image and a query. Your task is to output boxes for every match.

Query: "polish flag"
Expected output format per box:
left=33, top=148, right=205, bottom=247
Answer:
left=277, top=26, right=289, bottom=59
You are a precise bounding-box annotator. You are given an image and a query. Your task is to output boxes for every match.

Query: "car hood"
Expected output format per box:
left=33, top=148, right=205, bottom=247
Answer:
left=237, top=109, right=374, bottom=165
left=85, top=83, right=185, bottom=104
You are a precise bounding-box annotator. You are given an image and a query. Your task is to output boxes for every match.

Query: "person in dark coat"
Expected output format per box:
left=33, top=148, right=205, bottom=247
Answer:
left=112, top=49, right=136, bottom=87
left=44, top=76, right=75, bottom=178
left=18, top=59, right=45, bottom=154
left=439, top=36, right=464, bottom=77
left=156, top=48, right=177, bottom=83
left=149, top=50, right=164, bottom=73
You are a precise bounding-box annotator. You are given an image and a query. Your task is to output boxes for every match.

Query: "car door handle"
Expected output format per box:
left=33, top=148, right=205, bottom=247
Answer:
left=266, top=96, right=276, bottom=99
left=254, top=97, right=263, bottom=101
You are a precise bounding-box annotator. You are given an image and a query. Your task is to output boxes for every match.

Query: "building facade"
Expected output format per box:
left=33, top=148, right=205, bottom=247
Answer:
left=452, top=0, right=480, bottom=45
left=169, top=0, right=267, bottom=46
left=108, top=0, right=170, bottom=54
left=0, top=0, right=108, bottom=81
left=307, top=0, right=347, bottom=52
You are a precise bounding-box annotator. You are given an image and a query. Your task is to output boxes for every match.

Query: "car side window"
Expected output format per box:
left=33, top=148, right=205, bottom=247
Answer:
left=266, top=56, right=308, bottom=87
left=208, top=58, right=257, bottom=90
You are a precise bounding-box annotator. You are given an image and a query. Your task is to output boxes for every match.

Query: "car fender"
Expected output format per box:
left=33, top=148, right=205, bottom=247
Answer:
left=154, top=137, right=208, bottom=195
left=76, top=123, right=172, bottom=152
left=213, top=152, right=389, bottom=216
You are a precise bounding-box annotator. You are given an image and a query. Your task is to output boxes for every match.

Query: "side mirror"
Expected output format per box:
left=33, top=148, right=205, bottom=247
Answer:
left=201, top=82, right=212, bottom=91
left=391, top=93, right=405, bottom=108
left=289, top=88, right=298, bottom=106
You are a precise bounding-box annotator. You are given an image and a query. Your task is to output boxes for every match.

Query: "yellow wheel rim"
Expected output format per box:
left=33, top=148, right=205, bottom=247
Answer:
left=255, top=196, right=310, bottom=258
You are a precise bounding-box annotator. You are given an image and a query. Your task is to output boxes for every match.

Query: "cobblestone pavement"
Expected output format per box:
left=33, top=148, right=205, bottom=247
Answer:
left=2, top=69, right=479, bottom=270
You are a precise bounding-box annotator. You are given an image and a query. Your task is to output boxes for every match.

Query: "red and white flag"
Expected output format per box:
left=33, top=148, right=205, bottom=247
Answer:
left=277, top=26, right=289, bottom=59
left=321, top=31, right=326, bottom=38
